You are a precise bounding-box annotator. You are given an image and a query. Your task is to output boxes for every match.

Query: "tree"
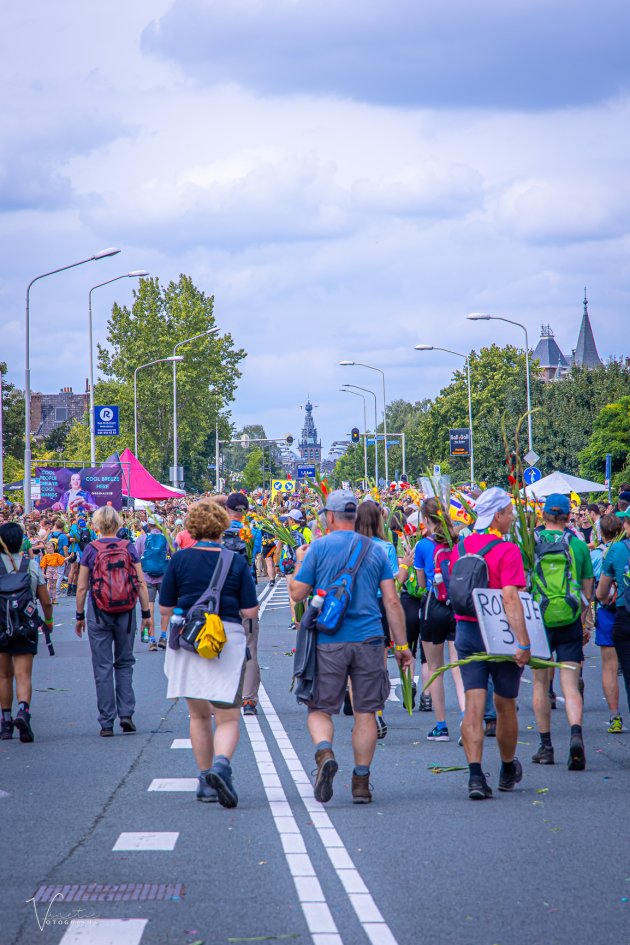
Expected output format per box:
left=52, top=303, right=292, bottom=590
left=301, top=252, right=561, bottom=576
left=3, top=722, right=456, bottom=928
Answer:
left=241, top=448, right=265, bottom=492
left=1, top=362, right=25, bottom=485
left=578, top=395, right=630, bottom=485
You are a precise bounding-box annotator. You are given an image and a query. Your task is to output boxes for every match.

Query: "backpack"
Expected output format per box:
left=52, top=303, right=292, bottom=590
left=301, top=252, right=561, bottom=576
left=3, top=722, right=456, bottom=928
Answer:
left=280, top=529, right=306, bottom=575
left=140, top=532, right=168, bottom=577
left=90, top=540, right=139, bottom=614
left=222, top=528, right=248, bottom=557
left=404, top=566, right=425, bottom=599
left=621, top=539, right=630, bottom=608
left=0, top=555, right=42, bottom=646
left=431, top=539, right=455, bottom=603
left=78, top=527, right=92, bottom=551
left=449, top=537, right=503, bottom=618
left=316, top=535, right=372, bottom=635
left=532, top=532, right=582, bottom=628
left=176, top=549, right=234, bottom=657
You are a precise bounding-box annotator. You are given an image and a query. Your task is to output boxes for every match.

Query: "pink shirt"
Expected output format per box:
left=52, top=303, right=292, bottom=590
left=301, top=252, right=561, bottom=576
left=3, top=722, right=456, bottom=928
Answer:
left=175, top=530, right=196, bottom=550
left=450, top=533, right=526, bottom=622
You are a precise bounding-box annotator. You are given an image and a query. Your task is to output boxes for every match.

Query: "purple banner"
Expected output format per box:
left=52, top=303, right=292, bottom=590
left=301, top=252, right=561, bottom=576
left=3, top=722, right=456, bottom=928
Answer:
left=35, top=465, right=123, bottom=512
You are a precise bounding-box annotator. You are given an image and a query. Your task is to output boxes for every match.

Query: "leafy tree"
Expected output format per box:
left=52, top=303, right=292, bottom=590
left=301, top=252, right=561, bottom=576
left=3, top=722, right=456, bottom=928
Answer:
left=43, top=418, right=73, bottom=455
left=241, top=448, right=265, bottom=492
left=578, top=394, right=630, bottom=484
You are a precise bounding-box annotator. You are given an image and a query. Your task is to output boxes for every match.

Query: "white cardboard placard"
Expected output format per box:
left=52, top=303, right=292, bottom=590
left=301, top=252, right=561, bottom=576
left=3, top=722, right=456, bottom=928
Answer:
left=472, top=588, right=550, bottom=660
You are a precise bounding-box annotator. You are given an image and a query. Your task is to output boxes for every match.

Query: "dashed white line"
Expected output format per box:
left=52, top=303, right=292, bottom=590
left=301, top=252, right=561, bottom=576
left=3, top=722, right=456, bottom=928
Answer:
left=147, top=778, right=197, bottom=792
left=58, top=918, right=148, bottom=945
left=113, top=832, right=179, bottom=851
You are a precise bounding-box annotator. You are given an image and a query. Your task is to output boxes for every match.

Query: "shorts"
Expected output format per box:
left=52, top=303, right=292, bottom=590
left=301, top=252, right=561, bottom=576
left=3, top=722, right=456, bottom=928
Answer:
left=595, top=606, right=616, bottom=647
left=455, top=619, right=523, bottom=698
left=612, top=605, right=630, bottom=643
left=400, top=592, right=424, bottom=659
left=308, top=638, right=390, bottom=715
left=545, top=616, right=584, bottom=663
left=145, top=581, right=162, bottom=603
left=262, top=544, right=276, bottom=559
left=377, top=597, right=391, bottom=647
left=420, top=595, right=456, bottom=646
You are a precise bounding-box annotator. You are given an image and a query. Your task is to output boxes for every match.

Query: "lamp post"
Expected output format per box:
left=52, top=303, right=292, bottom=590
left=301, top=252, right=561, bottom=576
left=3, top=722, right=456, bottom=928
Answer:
left=24, top=247, right=121, bottom=512
left=88, top=271, right=149, bottom=466
left=341, top=383, right=379, bottom=483
left=415, top=344, right=475, bottom=485
left=340, top=388, right=368, bottom=486
left=134, top=356, right=183, bottom=461
left=172, top=328, right=219, bottom=489
left=340, top=361, right=389, bottom=484
left=467, top=313, right=533, bottom=453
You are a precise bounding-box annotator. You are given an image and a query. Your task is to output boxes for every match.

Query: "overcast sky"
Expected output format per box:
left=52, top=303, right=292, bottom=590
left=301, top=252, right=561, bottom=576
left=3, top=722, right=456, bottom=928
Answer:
left=1, top=0, right=629, bottom=453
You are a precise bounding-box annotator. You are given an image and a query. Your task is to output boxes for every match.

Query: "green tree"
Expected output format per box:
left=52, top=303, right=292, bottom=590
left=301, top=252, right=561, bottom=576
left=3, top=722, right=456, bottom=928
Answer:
left=241, top=447, right=264, bottom=491
left=578, top=395, right=630, bottom=484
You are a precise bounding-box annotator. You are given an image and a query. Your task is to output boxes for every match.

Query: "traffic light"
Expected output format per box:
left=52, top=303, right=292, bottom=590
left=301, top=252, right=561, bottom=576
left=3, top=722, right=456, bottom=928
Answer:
left=286, top=434, right=294, bottom=446
left=351, top=427, right=360, bottom=444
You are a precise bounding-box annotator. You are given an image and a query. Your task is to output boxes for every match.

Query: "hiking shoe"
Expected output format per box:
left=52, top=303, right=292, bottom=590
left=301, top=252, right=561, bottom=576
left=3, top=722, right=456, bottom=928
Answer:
left=351, top=773, right=372, bottom=804
left=532, top=743, right=555, bottom=765
left=498, top=758, right=523, bottom=792
left=157, top=633, right=167, bottom=650
left=568, top=733, right=586, bottom=771
left=0, top=718, right=14, bottom=740
left=376, top=714, right=388, bottom=739
left=427, top=724, right=450, bottom=742
left=141, top=629, right=149, bottom=644
left=484, top=719, right=497, bottom=737
left=343, top=689, right=354, bottom=716
left=14, top=708, right=34, bottom=743
left=148, top=639, right=158, bottom=652
left=468, top=774, right=493, bottom=800
left=608, top=714, right=623, bottom=734
left=419, top=693, right=433, bottom=712
left=119, top=717, right=136, bottom=733
left=99, top=727, right=114, bottom=738
left=313, top=748, right=338, bottom=804
left=197, top=774, right=218, bottom=803
left=288, top=622, right=296, bottom=631
left=242, top=701, right=257, bottom=716
left=549, top=690, right=557, bottom=710
left=206, top=763, right=238, bottom=808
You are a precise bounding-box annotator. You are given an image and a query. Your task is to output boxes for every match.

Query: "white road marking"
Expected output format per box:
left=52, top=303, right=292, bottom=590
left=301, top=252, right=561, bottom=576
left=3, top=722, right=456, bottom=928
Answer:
left=147, top=778, right=197, bottom=792
left=170, top=738, right=192, bottom=749
left=113, top=832, right=179, bottom=851
left=59, top=918, right=147, bottom=945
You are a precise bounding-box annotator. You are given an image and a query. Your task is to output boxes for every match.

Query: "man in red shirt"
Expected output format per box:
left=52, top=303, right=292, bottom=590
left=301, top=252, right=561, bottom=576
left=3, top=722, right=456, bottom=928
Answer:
left=450, top=487, right=531, bottom=800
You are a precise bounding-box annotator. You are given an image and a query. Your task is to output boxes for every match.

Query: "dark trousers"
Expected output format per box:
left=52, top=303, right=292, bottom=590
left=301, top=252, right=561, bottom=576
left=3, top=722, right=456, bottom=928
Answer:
left=87, top=602, right=137, bottom=727
left=613, top=607, right=630, bottom=713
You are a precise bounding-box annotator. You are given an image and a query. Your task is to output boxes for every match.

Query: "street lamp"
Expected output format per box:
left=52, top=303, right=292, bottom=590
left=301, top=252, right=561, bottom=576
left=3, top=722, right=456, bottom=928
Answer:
left=134, top=356, right=183, bottom=461
left=340, top=388, right=368, bottom=486
left=415, top=344, right=475, bottom=485
left=172, top=328, right=220, bottom=489
left=88, top=271, right=149, bottom=466
left=341, top=383, right=379, bottom=482
left=24, top=247, right=121, bottom=512
left=340, top=360, right=389, bottom=483
left=467, top=313, right=533, bottom=453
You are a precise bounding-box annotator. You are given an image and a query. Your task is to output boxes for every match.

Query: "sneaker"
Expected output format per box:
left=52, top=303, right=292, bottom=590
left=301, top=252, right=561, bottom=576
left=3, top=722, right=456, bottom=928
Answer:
left=268, top=579, right=276, bottom=586
left=119, top=717, right=136, bottom=733
left=427, top=724, right=450, bottom=742
left=498, top=758, right=523, bottom=792
left=419, top=693, right=433, bottom=712
left=549, top=689, right=557, bottom=710
left=157, top=633, right=167, bottom=650
left=532, top=743, right=555, bottom=765
left=0, top=718, right=14, bottom=740
left=288, top=622, right=296, bottom=631
left=568, top=733, right=586, bottom=771
left=14, top=708, right=34, bottom=743
left=206, top=763, right=238, bottom=808
left=351, top=772, right=372, bottom=804
left=148, top=639, right=158, bottom=652
left=468, top=774, right=493, bottom=800
left=484, top=719, right=497, bottom=737
left=196, top=774, right=218, bottom=803
left=343, top=689, right=354, bottom=716
left=313, top=747, right=338, bottom=803
left=99, top=727, right=114, bottom=738
left=608, top=714, right=623, bottom=734
left=141, top=629, right=149, bottom=644
left=242, top=701, right=257, bottom=716
left=376, top=714, right=388, bottom=739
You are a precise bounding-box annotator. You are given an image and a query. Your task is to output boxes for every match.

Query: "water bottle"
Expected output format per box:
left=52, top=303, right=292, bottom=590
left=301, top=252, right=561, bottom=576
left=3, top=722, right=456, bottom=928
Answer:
left=300, top=590, right=326, bottom=632
left=316, top=582, right=348, bottom=635
left=168, top=607, right=186, bottom=649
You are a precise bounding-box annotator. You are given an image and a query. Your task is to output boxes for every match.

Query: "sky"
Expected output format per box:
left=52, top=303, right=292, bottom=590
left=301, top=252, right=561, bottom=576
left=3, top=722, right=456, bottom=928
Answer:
left=1, top=0, right=629, bottom=455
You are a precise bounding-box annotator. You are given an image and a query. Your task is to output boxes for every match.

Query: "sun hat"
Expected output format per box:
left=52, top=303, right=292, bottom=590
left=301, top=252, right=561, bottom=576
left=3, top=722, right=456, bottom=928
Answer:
left=473, top=487, right=512, bottom=531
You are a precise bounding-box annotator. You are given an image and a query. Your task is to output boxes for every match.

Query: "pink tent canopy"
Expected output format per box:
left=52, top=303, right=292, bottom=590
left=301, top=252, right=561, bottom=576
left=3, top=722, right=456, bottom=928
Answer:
left=119, top=448, right=181, bottom=501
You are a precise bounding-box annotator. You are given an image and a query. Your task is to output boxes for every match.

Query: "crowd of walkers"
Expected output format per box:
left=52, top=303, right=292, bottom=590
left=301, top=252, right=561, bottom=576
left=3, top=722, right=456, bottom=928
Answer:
left=0, top=482, right=629, bottom=806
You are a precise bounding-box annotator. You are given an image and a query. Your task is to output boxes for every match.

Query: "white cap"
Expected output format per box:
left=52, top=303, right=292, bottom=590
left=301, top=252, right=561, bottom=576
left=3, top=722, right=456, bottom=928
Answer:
left=287, top=508, right=304, bottom=521
left=473, top=487, right=512, bottom=531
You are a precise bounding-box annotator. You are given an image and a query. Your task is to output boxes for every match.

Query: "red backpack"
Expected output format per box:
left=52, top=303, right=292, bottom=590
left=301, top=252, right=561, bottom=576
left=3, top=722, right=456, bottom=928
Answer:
left=431, top=540, right=454, bottom=603
left=90, top=540, right=139, bottom=614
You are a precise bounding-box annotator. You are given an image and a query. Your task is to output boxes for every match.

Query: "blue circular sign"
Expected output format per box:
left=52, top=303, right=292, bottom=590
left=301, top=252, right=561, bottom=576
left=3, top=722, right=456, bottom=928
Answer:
left=523, top=466, right=542, bottom=485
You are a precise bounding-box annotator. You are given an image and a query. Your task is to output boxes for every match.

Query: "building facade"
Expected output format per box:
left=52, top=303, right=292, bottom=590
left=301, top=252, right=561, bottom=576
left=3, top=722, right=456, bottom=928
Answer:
left=31, top=384, right=89, bottom=439
left=532, top=289, right=603, bottom=381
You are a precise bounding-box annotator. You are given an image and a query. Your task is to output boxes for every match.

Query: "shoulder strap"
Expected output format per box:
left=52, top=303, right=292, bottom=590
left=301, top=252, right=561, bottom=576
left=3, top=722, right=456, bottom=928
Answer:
left=196, top=549, right=234, bottom=610
left=476, top=537, right=502, bottom=558
left=332, top=535, right=371, bottom=583
left=18, top=555, right=30, bottom=574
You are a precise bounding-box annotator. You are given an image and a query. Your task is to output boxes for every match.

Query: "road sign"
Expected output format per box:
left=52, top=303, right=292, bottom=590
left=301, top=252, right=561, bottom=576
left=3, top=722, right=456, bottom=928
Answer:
left=523, top=466, right=542, bottom=485
left=95, top=405, right=119, bottom=436
left=473, top=588, right=550, bottom=659
left=524, top=449, right=540, bottom=467
left=272, top=479, right=295, bottom=493
left=296, top=464, right=316, bottom=480
left=433, top=464, right=441, bottom=476
left=449, top=428, right=471, bottom=456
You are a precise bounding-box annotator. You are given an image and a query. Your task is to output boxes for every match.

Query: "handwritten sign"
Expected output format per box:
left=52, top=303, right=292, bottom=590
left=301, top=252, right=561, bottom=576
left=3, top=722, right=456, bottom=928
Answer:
left=473, top=588, right=550, bottom=659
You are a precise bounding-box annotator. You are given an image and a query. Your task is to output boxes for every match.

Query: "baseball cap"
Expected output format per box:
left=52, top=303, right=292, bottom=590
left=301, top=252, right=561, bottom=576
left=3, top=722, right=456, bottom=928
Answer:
left=324, top=489, right=358, bottom=514
left=226, top=492, right=249, bottom=511
left=151, top=514, right=164, bottom=525
left=619, top=491, right=630, bottom=503
left=543, top=493, right=571, bottom=516
left=473, top=487, right=512, bottom=531
left=78, top=518, right=87, bottom=527
left=615, top=508, right=630, bottom=519
left=287, top=508, right=304, bottom=522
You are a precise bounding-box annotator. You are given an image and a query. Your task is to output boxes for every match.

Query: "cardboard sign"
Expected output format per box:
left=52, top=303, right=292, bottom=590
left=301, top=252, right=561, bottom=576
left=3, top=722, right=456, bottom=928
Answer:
left=473, top=588, right=550, bottom=659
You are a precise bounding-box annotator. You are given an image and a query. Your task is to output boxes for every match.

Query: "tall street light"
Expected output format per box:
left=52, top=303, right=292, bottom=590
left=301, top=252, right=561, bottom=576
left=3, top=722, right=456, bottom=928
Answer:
left=415, top=345, right=475, bottom=485
left=134, top=356, right=183, bottom=461
left=172, top=328, right=220, bottom=489
left=340, top=361, right=389, bottom=483
left=88, top=271, right=149, bottom=466
left=340, top=388, right=368, bottom=486
left=24, top=247, right=121, bottom=512
left=468, top=313, right=533, bottom=453
left=341, top=383, right=379, bottom=482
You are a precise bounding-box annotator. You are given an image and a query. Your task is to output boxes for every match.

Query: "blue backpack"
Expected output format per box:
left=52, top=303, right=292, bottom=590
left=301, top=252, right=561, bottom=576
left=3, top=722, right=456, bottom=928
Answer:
left=141, top=532, right=168, bottom=577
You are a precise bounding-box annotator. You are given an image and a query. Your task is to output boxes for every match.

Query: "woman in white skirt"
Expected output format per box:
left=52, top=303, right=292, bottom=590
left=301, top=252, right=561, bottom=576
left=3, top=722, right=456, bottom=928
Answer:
left=160, top=500, right=258, bottom=807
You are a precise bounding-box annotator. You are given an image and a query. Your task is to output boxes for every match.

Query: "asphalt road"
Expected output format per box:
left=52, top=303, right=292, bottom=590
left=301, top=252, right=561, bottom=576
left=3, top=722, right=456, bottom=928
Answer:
left=1, top=579, right=629, bottom=945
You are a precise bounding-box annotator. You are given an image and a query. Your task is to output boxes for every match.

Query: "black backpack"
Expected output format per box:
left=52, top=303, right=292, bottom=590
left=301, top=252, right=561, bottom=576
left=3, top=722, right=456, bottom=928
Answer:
left=449, top=537, right=502, bottom=618
left=222, top=528, right=248, bottom=557
left=0, top=555, right=41, bottom=646
left=78, top=527, right=92, bottom=551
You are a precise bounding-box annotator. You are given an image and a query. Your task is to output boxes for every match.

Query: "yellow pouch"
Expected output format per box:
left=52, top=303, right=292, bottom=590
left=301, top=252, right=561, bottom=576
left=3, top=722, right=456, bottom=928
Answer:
left=195, top=613, right=227, bottom=660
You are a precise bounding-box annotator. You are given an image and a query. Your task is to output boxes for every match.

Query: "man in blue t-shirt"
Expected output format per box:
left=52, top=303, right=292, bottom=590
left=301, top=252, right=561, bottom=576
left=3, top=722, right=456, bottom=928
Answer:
left=597, top=508, right=630, bottom=716
left=290, top=489, right=412, bottom=806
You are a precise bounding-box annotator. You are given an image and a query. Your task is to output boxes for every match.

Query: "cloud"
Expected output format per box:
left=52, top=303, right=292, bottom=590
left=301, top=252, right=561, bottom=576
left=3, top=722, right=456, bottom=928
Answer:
left=143, top=0, right=630, bottom=110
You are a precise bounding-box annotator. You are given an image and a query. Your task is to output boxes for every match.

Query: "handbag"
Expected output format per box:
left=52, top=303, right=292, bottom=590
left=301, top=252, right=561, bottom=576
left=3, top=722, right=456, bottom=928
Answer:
left=177, top=548, right=234, bottom=658
left=316, top=536, right=372, bottom=636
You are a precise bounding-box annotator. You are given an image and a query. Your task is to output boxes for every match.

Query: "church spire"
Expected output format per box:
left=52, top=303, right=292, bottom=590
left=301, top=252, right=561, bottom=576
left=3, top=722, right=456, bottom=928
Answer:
left=573, top=287, right=602, bottom=368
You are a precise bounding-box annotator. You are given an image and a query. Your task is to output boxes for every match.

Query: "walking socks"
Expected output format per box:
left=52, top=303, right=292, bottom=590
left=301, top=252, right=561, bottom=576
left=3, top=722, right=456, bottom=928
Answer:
left=2, top=708, right=12, bottom=722
left=316, top=740, right=333, bottom=753
left=213, top=754, right=231, bottom=771
left=501, top=759, right=516, bottom=776
left=469, top=762, right=483, bottom=779
left=436, top=720, right=447, bottom=731
left=540, top=731, right=552, bottom=747
left=570, top=724, right=582, bottom=738
left=353, top=765, right=370, bottom=777
left=18, top=701, right=30, bottom=714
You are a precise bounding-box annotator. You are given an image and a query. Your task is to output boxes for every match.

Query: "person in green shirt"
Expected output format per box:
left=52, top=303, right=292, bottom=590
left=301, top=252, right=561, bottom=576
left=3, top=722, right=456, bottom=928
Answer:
left=531, top=494, right=594, bottom=772
left=597, top=508, right=630, bottom=716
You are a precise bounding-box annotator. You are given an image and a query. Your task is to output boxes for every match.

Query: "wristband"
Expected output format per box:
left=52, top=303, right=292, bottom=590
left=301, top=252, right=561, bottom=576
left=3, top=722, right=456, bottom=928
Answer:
left=517, top=643, right=531, bottom=650
left=44, top=617, right=54, bottom=626
left=75, top=612, right=85, bottom=621
left=399, top=564, right=409, bottom=571
left=141, top=609, right=151, bottom=620
left=395, top=643, right=409, bottom=651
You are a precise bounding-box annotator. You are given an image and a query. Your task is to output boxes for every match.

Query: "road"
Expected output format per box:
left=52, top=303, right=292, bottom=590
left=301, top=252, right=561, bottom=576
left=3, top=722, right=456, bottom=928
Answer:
left=1, top=578, right=629, bottom=945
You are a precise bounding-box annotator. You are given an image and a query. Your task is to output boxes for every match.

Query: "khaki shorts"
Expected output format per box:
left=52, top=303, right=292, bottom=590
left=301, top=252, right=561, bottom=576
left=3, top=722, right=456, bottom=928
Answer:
left=308, top=638, right=390, bottom=715
left=146, top=582, right=162, bottom=603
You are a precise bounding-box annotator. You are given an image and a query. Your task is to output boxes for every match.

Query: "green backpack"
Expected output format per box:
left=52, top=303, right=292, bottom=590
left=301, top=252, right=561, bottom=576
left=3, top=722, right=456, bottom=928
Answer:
left=532, top=532, right=582, bottom=628
left=404, top=565, right=426, bottom=600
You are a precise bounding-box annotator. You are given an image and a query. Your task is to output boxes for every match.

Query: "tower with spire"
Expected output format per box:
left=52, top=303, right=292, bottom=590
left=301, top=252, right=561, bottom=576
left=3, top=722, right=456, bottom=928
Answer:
left=299, top=398, right=322, bottom=465
left=572, top=288, right=603, bottom=368
left=533, top=288, right=604, bottom=382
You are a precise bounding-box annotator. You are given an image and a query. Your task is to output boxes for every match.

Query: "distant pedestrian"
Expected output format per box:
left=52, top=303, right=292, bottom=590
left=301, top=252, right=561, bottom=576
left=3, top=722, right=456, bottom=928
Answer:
left=135, top=515, right=170, bottom=650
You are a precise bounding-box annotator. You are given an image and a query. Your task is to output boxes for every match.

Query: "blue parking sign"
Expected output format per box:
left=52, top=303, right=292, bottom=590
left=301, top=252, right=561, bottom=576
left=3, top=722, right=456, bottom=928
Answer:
left=95, top=405, right=119, bottom=436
